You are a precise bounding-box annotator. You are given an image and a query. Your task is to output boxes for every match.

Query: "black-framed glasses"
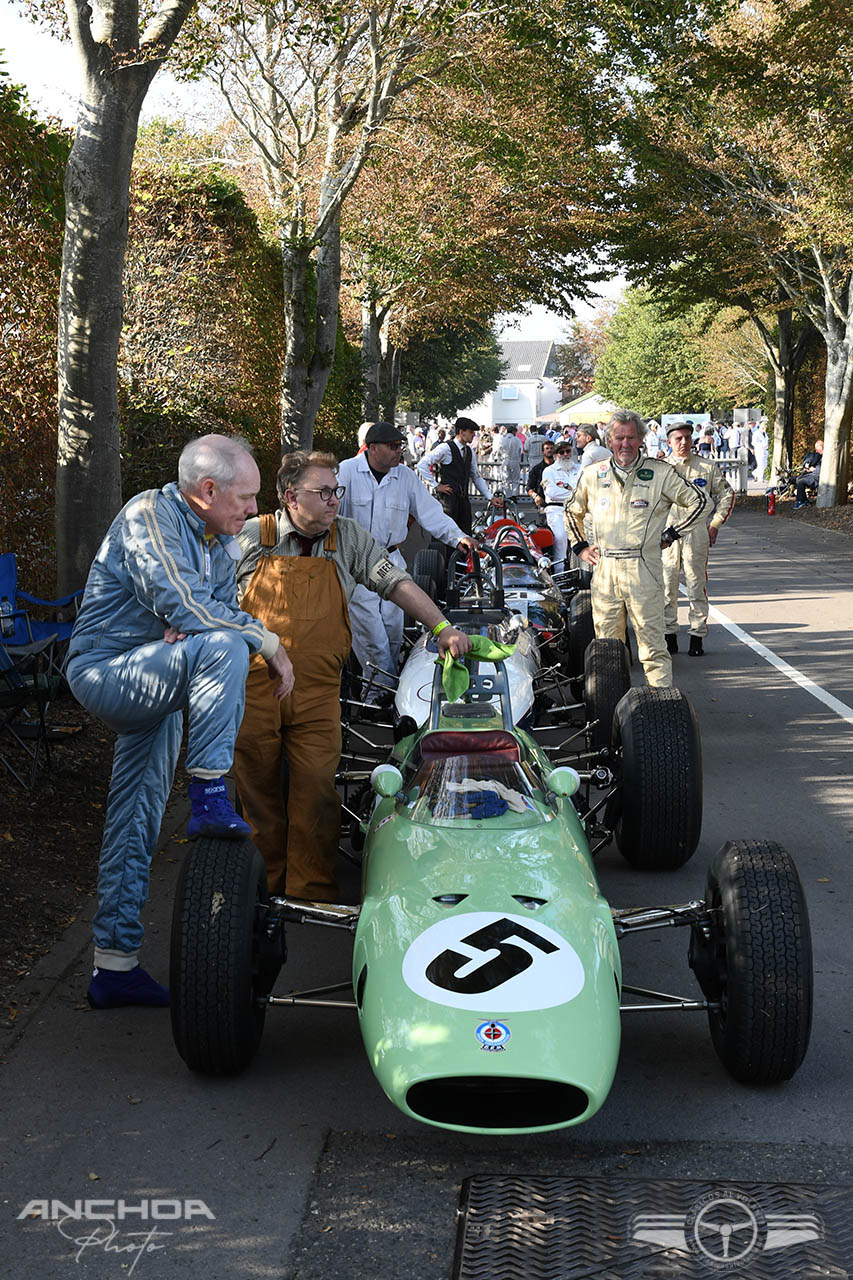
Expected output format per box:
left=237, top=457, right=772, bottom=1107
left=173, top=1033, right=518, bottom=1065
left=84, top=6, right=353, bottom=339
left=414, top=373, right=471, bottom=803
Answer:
left=294, top=485, right=346, bottom=501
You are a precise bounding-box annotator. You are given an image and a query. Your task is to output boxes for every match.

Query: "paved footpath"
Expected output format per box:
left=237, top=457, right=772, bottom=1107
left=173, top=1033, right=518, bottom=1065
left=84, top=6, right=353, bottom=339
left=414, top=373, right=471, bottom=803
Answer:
left=1, top=505, right=851, bottom=1279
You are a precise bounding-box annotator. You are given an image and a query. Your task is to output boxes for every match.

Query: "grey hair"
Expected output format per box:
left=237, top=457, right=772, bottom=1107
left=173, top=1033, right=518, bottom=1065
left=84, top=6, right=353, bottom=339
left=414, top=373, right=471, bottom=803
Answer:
left=605, top=408, right=646, bottom=443
left=178, top=435, right=255, bottom=493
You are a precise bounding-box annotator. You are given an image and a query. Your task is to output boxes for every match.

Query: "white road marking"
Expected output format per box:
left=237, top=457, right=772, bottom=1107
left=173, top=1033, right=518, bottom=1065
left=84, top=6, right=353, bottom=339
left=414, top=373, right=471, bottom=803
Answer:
left=705, top=600, right=853, bottom=727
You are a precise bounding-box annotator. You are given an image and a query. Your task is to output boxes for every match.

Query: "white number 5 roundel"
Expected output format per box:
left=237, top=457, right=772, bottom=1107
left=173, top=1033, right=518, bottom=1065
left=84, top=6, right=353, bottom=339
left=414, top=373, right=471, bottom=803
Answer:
left=402, top=911, right=585, bottom=1011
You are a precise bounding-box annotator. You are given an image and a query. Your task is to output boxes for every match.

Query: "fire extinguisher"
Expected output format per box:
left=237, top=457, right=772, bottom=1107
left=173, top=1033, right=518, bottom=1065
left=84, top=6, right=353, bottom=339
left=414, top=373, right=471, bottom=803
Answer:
left=766, top=488, right=776, bottom=515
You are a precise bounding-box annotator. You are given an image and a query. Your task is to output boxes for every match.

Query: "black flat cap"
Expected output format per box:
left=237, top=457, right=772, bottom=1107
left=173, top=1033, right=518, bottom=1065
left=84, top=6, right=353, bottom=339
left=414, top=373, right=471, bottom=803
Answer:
left=364, top=421, right=406, bottom=445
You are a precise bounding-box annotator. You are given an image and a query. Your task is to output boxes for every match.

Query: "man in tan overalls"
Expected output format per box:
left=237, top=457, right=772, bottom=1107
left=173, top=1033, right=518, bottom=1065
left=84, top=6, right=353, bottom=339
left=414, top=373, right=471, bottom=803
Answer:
left=564, top=409, right=707, bottom=687
left=233, top=450, right=471, bottom=901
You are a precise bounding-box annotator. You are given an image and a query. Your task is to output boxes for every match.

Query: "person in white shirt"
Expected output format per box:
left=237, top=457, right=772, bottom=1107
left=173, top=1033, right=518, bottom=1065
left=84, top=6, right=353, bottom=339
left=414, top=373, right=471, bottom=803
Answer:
left=575, top=424, right=612, bottom=469
left=724, top=423, right=741, bottom=458
left=338, top=422, right=478, bottom=703
left=751, top=423, right=769, bottom=481
left=644, top=423, right=663, bottom=458
left=525, top=427, right=547, bottom=470
left=540, top=439, right=581, bottom=573
left=416, top=418, right=491, bottom=533
left=491, top=424, right=524, bottom=494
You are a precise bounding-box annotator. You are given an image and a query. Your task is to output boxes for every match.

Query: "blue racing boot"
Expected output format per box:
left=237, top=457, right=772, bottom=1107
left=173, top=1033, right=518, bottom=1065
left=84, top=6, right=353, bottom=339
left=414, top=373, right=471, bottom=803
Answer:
left=187, top=776, right=251, bottom=840
left=88, top=965, right=170, bottom=1009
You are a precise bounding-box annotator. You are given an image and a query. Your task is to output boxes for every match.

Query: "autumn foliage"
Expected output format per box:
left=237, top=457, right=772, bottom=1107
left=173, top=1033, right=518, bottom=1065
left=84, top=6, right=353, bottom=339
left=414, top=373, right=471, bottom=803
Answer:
left=0, top=78, right=68, bottom=594
left=120, top=166, right=285, bottom=508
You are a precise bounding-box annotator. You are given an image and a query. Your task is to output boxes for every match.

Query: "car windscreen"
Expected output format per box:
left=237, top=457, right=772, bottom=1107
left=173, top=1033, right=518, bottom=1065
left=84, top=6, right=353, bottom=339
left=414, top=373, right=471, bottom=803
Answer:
left=405, top=754, right=548, bottom=828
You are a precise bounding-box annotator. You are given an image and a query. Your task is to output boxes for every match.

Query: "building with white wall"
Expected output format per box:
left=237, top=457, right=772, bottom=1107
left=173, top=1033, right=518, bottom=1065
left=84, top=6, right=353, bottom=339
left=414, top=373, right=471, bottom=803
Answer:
left=461, top=340, right=562, bottom=428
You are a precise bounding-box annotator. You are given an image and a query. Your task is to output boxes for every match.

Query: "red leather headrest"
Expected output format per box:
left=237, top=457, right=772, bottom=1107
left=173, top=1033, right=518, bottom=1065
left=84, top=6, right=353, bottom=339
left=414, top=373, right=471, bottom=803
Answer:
left=419, top=730, right=521, bottom=761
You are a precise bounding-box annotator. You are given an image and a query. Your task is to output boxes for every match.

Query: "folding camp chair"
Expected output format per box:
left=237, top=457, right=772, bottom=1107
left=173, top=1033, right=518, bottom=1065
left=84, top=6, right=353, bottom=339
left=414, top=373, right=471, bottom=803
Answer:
left=0, top=637, right=61, bottom=787
left=0, top=553, right=83, bottom=679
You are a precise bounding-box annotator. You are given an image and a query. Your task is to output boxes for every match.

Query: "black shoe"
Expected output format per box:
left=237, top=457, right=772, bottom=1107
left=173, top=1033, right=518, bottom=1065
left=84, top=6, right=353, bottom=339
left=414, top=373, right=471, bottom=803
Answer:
left=665, top=633, right=678, bottom=655
left=688, top=636, right=704, bottom=657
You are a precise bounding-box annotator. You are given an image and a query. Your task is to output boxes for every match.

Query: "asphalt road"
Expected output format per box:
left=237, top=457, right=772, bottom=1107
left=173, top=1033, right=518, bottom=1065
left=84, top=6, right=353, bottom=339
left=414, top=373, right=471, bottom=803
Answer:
left=1, top=504, right=851, bottom=1279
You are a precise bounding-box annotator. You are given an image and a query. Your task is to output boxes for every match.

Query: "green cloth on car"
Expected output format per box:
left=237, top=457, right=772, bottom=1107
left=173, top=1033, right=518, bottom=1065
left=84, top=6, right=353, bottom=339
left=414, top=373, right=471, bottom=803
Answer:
left=435, top=634, right=516, bottom=701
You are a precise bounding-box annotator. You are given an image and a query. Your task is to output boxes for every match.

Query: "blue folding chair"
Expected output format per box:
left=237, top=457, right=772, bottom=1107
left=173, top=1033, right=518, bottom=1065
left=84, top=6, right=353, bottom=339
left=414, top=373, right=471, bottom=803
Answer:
left=0, top=638, right=62, bottom=787
left=0, top=553, right=83, bottom=675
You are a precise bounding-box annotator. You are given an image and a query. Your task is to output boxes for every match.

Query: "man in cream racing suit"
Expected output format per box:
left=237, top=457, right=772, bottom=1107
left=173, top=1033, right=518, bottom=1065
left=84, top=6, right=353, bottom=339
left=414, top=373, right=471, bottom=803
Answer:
left=564, top=409, right=707, bottom=687
left=662, top=421, right=735, bottom=657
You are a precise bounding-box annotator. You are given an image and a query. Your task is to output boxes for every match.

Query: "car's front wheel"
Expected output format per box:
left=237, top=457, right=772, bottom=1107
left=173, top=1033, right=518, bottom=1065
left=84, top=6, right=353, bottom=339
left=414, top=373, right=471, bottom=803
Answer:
left=612, top=686, right=702, bottom=868
left=583, top=637, right=631, bottom=749
left=170, top=837, right=280, bottom=1075
left=691, top=840, right=812, bottom=1083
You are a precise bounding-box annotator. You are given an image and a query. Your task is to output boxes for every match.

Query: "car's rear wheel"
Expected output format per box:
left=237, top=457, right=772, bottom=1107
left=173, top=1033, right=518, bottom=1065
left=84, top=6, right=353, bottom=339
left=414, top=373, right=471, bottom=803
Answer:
left=171, top=837, right=280, bottom=1075
left=412, top=549, right=447, bottom=599
left=612, top=687, right=702, bottom=868
left=691, top=840, right=812, bottom=1083
left=412, top=573, right=437, bottom=603
left=583, top=637, right=631, bottom=749
left=567, top=589, right=594, bottom=673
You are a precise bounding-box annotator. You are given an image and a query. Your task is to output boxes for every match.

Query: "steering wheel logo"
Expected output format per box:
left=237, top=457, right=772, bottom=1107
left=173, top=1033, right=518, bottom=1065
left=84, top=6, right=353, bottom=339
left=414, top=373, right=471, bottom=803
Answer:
left=687, top=1193, right=764, bottom=1268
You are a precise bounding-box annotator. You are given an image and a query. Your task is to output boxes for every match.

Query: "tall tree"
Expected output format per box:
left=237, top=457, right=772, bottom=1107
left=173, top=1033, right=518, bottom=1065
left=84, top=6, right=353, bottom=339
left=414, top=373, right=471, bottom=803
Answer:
left=609, top=0, right=853, bottom=503
left=341, top=33, right=612, bottom=419
left=396, top=322, right=505, bottom=420
left=182, top=0, right=489, bottom=450
left=594, top=289, right=717, bottom=418
left=21, top=0, right=199, bottom=592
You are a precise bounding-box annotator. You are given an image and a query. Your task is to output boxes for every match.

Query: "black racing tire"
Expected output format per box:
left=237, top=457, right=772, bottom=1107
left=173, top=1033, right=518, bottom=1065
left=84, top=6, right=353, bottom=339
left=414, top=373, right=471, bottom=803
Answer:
left=583, top=638, right=631, bottom=749
left=613, top=686, right=702, bottom=869
left=699, top=840, right=813, bottom=1083
left=170, top=837, right=274, bottom=1075
left=412, top=573, right=437, bottom=603
left=567, top=589, right=594, bottom=673
left=412, top=549, right=447, bottom=599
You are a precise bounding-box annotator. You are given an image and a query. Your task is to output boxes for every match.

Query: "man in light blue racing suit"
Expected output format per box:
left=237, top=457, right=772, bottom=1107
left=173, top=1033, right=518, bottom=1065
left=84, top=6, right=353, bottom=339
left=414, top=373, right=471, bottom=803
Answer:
left=66, top=435, right=293, bottom=1009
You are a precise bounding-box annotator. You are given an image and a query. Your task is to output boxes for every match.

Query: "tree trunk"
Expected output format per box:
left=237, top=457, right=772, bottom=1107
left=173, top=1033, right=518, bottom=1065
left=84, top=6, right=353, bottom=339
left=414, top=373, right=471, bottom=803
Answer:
left=754, top=307, right=812, bottom=481
left=55, top=72, right=149, bottom=594
left=820, top=310, right=853, bottom=506
left=54, top=1, right=195, bottom=595
left=279, top=234, right=312, bottom=453
left=361, top=299, right=381, bottom=421
left=279, top=212, right=341, bottom=453
left=304, top=208, right=341, bottom=440
left=379, top=323, right=400, bottom=422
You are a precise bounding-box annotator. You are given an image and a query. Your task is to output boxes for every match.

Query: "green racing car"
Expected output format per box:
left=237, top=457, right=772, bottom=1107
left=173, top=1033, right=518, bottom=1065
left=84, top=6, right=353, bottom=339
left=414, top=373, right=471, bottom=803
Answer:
left=170, top=656, right=812, bottom=1135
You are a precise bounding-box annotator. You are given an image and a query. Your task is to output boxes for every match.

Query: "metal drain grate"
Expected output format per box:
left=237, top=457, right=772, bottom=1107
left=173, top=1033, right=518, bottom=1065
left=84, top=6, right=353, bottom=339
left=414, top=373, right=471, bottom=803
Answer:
left=452, top=1176, right=852, bottom=1279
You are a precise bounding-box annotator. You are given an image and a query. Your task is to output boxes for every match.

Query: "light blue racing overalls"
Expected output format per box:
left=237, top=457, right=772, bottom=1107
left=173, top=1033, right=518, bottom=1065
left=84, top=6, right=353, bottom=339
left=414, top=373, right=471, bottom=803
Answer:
left=66, top=483, right=272, bottom=967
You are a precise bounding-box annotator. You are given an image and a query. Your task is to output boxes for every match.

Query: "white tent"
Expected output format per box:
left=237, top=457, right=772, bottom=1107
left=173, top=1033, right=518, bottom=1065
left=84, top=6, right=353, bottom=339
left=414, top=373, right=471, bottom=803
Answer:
left=555, top=391, right=618, bottom=425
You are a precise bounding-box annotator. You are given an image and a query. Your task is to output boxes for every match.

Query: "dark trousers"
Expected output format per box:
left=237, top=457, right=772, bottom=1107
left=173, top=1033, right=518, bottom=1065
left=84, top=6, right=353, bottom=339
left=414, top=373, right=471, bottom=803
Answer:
left=795, top=468, right=820, bottom=503
left=440, top=488, right=473, bottom=534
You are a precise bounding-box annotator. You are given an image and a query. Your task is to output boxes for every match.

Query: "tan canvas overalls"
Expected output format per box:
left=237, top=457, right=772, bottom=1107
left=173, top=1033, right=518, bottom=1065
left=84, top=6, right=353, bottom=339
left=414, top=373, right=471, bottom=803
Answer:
left=233, top=515, right=351, bottom=899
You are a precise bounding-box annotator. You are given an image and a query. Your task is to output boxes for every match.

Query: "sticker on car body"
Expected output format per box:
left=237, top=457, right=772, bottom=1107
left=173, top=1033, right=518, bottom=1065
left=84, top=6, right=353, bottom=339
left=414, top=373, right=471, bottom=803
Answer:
left=402, top=911, right=585, bottom=1011
left=476, top=1020, right=511, bottom=1051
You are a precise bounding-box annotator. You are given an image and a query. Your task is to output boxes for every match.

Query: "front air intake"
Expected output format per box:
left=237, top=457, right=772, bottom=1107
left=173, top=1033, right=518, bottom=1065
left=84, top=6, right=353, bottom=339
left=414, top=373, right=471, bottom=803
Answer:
left=406, top=1077, right=589, bottom=1130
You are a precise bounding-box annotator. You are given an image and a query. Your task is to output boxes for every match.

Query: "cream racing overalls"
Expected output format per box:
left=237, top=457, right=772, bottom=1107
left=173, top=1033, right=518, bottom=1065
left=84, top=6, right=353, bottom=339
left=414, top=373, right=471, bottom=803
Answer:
left=663, top=453, right=735, bottom=639
left=565, top=456, right=707, bottom=686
